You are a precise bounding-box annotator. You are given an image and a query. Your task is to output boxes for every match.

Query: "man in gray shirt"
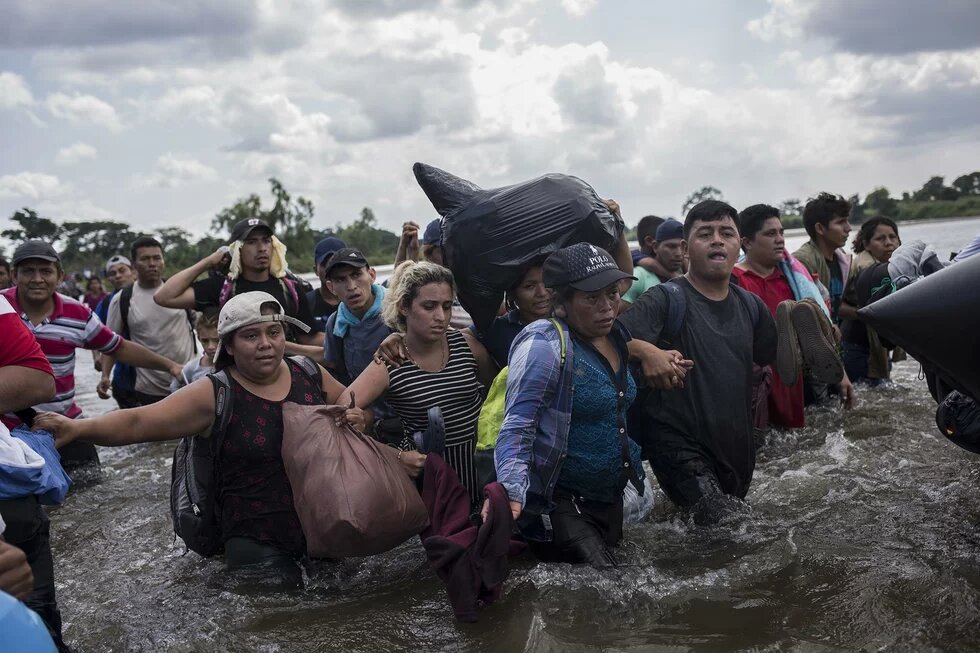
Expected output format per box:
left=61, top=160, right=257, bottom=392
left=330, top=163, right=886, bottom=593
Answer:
left=107, top=236, right=195, bottom=406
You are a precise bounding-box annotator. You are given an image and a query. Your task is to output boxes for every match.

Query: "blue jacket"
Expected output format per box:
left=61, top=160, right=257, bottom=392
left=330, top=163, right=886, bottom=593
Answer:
left=495, top=318, right=632, bottom=540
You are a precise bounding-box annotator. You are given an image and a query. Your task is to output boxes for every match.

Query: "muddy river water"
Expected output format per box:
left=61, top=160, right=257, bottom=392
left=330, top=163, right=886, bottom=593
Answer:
left=47, top=218, right=980, bottom=652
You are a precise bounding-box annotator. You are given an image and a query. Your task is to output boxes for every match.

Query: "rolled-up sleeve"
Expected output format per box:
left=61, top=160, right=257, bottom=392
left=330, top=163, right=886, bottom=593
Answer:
left=494, top=328, right=561, bottom=507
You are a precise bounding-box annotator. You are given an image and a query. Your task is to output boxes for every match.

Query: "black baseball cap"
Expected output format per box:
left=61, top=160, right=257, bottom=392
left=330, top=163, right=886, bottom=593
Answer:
left=323, top=247, right=370, bottom=276
left=230, top=218, right=274, bottom=242
left=12, top=240, right=61, bottom=267
left=543, top=243, right=635, bottom=292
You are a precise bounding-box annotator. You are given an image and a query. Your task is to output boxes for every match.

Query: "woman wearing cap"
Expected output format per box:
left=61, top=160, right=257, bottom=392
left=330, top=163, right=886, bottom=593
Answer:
left=494, top=243, right=645, bottom=567
left=34, top=292, right=363, bottom=573
left=339, top=261, right=496, bottom=505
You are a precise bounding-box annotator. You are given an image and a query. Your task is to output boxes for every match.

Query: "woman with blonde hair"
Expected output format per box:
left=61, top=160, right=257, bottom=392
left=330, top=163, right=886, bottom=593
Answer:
left=340, top=261, right=496, bottom=504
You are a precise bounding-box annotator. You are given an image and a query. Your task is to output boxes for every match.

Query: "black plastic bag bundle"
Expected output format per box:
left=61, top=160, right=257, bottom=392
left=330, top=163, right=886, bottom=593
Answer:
left=413, top=162, right=623, bottom=332
left=857, top=253, right=980, bottom=405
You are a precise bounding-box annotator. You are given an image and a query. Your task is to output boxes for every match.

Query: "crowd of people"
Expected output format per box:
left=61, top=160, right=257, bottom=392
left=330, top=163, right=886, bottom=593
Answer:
left=0, top=192, right=975, bottom=650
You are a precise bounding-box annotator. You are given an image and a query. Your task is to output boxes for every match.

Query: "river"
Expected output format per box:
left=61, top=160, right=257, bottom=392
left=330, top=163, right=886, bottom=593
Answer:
left=48, top=217, right=980, bottom=652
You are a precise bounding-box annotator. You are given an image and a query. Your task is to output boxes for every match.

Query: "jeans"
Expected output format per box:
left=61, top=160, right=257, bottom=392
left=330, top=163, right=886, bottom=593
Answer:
left=0, top=496, right=68, bottom=652
left=842, top=341, right=887, bottom=387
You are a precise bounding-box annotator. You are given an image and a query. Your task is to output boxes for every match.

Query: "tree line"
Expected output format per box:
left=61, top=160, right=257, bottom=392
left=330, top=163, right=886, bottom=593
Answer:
left=1, top=178, right=401, bottom=277
left=4, top=171, right=979, bottom=277
left=674, top=170, right=980, bottom=231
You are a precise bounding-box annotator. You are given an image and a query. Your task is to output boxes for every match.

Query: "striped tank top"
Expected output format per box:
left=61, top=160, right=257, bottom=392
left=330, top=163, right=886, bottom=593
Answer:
left=385, top=329, right=483, bottom=502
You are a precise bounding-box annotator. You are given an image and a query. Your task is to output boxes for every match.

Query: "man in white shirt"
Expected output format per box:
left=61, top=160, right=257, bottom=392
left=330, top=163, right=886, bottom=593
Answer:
left=107, top=236, right=196, bottom=406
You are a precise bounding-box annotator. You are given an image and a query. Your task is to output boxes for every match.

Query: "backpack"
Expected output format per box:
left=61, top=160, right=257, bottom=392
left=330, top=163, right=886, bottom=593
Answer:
left=642, top=278, right=760, bottom=355
left=169, top=355, right=321, bottom=557
left=627, top=280, right=761, bottom=455
left=476, top=318, right=566, bottom=452
left=119, top=284, right=198, bottom=354
left=323, top=312, right=349, bottom=386
left=218, top=274, right=301, bottom=317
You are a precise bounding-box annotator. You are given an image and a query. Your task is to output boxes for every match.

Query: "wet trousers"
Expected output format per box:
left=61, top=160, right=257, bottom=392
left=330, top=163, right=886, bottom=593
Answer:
left=529, top=491, right=623, bottom=568
left=0, top=496, right=68, bottom=652
left=224, top=536, right=300, bottom=572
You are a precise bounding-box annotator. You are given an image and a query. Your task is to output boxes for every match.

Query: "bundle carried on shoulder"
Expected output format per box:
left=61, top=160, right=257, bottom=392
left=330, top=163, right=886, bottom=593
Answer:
left=281, top=401, right=429, bottom=558
left=413, top=162, right=623, bottom=332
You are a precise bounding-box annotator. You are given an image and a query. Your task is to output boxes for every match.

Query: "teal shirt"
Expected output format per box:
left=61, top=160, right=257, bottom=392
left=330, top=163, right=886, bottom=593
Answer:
left=556, top=342, right=641, bottom=503
left=623, top=267, right=661, bottom=304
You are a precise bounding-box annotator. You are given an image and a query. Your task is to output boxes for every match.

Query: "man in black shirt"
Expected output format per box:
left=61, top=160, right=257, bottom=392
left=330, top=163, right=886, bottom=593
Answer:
left=154, top=218, right=324, bottom=358
left=619, top=200, right=777, bottom=521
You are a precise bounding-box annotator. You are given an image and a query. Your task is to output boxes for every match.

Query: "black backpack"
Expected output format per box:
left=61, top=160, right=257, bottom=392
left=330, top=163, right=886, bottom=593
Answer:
left=169, top=355, right=322, bottom=556
left=119, top=283, right=198, bottom=354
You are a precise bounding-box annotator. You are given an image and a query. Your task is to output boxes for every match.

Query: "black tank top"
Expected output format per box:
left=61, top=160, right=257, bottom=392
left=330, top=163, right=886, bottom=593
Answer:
left=217, top=360, right=324, bottom=555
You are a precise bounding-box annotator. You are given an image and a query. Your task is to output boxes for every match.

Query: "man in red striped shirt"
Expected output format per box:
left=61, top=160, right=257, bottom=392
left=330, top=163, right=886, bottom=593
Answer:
left=1, top=240, right=184, bottom=470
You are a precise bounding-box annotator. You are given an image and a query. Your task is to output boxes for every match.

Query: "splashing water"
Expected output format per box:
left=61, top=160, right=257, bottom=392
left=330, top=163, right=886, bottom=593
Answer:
left=49, top=353, right=980, bottom=652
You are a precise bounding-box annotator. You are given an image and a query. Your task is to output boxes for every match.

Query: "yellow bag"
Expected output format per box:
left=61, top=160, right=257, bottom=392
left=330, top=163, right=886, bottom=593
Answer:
left=476, top=318, right=565, bottom=452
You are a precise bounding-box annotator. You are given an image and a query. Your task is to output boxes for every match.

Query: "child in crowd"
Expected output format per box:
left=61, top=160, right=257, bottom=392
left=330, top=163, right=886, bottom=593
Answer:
left=171, top=307, right=220, bottom=391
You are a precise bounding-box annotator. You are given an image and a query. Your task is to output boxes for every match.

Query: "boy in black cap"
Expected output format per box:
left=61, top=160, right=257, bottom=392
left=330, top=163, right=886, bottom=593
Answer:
left=321, top=248, right=396, bottom=434
left=155, top=218, right=324, bottom=358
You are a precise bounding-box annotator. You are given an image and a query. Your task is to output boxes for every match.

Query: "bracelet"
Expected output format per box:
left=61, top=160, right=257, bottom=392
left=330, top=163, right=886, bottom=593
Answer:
left=397, top=450, right=402, bottom=461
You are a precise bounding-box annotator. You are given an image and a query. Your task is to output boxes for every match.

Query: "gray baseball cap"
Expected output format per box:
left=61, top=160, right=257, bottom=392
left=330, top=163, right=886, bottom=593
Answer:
left=12, top=240, right=60, bottom=267
left=214, top=291, right=310, bottom=366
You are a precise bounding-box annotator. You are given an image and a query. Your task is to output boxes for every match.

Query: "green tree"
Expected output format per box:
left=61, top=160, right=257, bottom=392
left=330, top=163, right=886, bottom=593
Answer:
left=848, top=194, right=864, bottom=223
left=864, top=187, right=899, bottom=218
left=2, top=208, right=61, bottom=243
left=952, top=172, right=980, bottom=196
left=59, top=221, right=139, bottom=270
left=912, top=175, right=958, bottom=202
left=333, top=207, right=400, bottom=264
left=211, top=178, right=318, bottom=272
left=779, top=199, right=802, bottom=216
left=681, top=186, right=724, bottom=216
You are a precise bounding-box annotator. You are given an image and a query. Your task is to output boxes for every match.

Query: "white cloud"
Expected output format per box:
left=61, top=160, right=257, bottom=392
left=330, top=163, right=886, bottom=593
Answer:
left=135, top=153, right=218, bottom=189
left=55, top=142, right=98, bottom=165
left=559, top=0, right=596, bottom=17
left=0, top=72, right=33, bottom=109
left=46, top=92, right=122, bottom=131
left=0, top=172, right=66, bottom=199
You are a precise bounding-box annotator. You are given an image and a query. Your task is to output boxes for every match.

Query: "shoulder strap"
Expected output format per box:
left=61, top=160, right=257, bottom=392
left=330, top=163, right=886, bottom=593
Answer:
left=218, top=278, right=235, bottom=309
left=280, top=277, right=299, bottom=316
left=287, top=355, right=323, bottom=388
left=119, top=285, right=134, bottom=338
left=657, top=281, right=687, bottom=349
left=548, top=318, right=567, bottom=367
left=729, top=283, right=761, bottom=327
left=185, top=308, right=198, bottom=354
left=207, top=370, right=234, bottom=452
left=324, top=312, right=349, bottom=384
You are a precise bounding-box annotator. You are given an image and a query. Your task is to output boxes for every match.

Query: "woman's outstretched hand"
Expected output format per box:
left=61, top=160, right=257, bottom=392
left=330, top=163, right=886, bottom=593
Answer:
left=32, top=412, right=79, bottom=448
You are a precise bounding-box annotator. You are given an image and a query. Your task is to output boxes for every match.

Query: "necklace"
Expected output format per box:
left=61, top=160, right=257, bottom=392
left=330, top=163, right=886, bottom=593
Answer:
left=405, top=334, right=448, bottom=372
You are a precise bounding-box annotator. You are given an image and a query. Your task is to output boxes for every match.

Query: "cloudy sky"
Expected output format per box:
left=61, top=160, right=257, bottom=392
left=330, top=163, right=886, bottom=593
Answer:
left=1, top=0, right=978, bottom=239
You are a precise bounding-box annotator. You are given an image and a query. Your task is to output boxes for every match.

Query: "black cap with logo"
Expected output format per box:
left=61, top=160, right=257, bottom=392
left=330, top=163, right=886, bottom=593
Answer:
left=542, top=242, right=635, bottom=292
left=230, top=218, right=274, bottom=242
left=323, top=247, right=370, bottom=276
